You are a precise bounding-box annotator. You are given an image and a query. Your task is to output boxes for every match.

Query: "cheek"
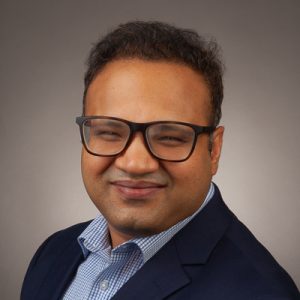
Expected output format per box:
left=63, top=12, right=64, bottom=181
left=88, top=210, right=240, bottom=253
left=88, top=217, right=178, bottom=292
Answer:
left=81, top=150, right=114, bottom=182
left=163, top=147, right=213, bottom=204
left=166, top=153, right=211, bottom=183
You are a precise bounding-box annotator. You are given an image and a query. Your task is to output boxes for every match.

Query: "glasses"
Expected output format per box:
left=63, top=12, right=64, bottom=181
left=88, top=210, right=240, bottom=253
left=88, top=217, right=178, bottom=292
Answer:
left=76, top=116, right=215, bottom=162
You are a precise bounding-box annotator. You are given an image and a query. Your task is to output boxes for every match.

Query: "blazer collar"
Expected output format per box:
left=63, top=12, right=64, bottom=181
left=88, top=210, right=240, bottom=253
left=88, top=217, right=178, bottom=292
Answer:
left=175, top=184, right=232, bottom=264
left=35, top=229, right=86, bottom=300
left=112, top=184, right=233, bottom=300
left=112, top=238, right=190, bottom=300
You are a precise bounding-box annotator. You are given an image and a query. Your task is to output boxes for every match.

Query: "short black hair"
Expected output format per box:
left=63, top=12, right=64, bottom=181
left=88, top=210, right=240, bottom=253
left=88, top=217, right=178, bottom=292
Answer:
left=83, top=21, right=224, bottom=126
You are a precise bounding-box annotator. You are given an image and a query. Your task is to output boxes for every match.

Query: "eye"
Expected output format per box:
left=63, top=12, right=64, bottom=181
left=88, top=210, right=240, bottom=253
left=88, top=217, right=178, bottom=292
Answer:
left=148, top=123, right=194, bottom=147
left=92, top=128, right=123, bottom=141
left=155, top=135, right=188, bottom=146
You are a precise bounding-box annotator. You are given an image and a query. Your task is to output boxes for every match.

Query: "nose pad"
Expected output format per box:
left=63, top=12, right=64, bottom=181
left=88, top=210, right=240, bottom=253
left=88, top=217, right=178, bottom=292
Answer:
left=114, top=132, right=159, bottom=174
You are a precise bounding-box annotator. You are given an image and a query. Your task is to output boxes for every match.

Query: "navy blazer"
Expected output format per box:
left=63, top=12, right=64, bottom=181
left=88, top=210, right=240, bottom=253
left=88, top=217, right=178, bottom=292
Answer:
left=21, top=186, right=300, bottom=299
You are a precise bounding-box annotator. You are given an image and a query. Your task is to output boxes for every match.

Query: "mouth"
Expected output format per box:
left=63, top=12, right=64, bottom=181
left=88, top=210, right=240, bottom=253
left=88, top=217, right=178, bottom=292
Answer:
left=110, top=180, right=167, bottom=199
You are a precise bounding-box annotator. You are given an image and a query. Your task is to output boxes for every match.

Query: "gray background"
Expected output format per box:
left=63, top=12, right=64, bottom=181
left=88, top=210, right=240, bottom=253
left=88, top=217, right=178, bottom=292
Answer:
left=0, top=0, right=299, bottom=299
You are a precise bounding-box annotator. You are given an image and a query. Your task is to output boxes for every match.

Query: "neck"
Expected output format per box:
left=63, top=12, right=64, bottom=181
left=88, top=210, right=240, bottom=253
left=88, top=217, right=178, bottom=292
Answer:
left=108, top=225, right=135, bottom=248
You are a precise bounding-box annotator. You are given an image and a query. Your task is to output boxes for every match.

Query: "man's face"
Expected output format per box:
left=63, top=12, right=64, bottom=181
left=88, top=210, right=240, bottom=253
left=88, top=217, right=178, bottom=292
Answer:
left=82, top=59, right=224, bottom=246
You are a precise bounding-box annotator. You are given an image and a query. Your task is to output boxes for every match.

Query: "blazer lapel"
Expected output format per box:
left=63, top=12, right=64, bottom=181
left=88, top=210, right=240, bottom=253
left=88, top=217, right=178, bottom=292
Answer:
left=112, top=184, right=232, bottom=300
left=112, top=238, right=190, bottom=300
left=35, top=237, right=84, bottom=300
left=175, top=186, right=232, bottom=265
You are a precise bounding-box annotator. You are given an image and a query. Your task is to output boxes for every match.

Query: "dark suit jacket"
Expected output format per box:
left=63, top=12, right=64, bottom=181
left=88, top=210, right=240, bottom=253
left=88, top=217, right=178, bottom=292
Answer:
left=21, top=185, right=300, bottom=299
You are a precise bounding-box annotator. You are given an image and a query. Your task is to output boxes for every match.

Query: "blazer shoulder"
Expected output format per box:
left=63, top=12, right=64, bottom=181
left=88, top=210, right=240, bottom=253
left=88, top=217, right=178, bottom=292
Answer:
left=30, top=220, right=91, bottom=265
left=223, top=216, right=300, bottom=298
left=175, top=186, right=299, bottom=299
left=21, top=220, right=92, bottom=299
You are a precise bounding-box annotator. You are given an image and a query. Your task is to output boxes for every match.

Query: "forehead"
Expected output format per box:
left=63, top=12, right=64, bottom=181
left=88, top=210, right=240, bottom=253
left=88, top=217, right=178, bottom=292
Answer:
left=85, top=59, right=212, bottom=125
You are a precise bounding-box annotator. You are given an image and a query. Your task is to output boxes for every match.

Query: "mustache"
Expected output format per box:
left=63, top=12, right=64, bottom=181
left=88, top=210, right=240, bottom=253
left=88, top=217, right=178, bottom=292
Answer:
left=105, top=169, right=169, bottom=185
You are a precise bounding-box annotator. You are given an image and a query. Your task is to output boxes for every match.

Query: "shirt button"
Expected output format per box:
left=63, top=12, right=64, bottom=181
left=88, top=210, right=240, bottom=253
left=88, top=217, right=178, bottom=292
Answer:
left=100, top=279, right=109, bottom=291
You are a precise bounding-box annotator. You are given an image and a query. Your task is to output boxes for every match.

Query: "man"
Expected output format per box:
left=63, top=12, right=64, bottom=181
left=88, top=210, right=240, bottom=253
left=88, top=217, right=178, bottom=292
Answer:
left=21, top=21, right=300, bottom=299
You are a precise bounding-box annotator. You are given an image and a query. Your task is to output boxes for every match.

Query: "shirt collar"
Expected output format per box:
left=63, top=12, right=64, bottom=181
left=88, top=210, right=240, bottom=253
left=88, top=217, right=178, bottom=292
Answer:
left=78, top=216, right=110, bottom=258
left=78, top=182, right=215, bottom=261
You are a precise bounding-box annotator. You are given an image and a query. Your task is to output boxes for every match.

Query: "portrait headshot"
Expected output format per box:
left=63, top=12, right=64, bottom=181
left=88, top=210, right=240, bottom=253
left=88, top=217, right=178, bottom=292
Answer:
left=0, top=1, right=299, bottom=300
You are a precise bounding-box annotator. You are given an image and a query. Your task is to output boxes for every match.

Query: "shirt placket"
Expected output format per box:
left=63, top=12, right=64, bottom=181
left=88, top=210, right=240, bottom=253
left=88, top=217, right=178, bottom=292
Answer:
left=88, top=246, right=134, bottom=300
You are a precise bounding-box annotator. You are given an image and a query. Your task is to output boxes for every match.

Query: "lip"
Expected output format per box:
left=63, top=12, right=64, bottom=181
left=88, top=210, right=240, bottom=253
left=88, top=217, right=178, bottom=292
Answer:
left=110, top=180, right=166, bottom=199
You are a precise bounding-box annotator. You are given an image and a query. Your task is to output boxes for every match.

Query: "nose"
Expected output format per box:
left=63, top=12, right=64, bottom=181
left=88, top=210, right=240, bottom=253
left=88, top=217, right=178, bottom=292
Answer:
left=114, top=132, right=160, bottom=175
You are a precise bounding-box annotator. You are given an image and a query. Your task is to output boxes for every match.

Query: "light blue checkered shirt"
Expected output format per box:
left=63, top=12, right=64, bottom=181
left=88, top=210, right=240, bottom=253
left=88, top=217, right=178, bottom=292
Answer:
left=63, top=183, right=215, bottom=300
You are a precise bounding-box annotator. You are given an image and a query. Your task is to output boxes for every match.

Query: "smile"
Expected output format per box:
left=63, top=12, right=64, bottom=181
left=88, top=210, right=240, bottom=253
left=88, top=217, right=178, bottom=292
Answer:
left=110, top=180, right=166, bottom=199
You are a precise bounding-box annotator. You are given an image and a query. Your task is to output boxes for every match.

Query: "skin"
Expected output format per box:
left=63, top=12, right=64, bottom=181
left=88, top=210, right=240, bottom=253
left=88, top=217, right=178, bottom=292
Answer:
left=82, top=59, right=224, bottom=248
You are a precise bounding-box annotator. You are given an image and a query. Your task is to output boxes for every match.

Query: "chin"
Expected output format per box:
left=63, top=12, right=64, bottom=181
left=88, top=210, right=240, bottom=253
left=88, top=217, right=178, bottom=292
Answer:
left=112, top=217, right=164, bottom=238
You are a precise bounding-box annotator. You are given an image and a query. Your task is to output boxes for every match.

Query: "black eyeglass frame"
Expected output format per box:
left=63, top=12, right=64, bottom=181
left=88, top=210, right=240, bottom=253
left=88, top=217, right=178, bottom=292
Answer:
left=76, top=116, right=215, bottom=162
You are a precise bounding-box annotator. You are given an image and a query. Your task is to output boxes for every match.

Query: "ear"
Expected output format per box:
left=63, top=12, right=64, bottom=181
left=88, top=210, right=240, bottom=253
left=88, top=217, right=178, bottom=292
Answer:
left=210, top=126, right=224, bottom=175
